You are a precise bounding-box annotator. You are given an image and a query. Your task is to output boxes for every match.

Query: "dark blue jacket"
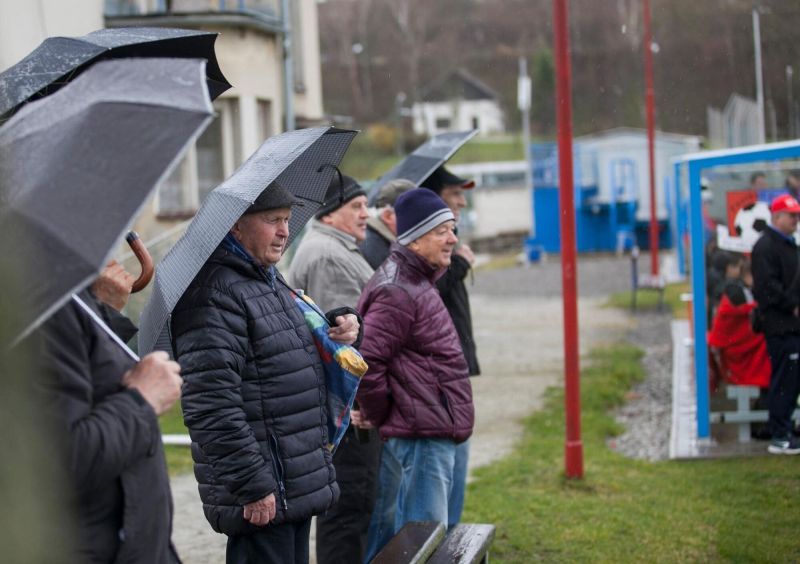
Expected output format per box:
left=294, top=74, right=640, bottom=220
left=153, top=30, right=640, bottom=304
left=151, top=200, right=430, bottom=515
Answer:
left=171, top=246, right=338, bottom=536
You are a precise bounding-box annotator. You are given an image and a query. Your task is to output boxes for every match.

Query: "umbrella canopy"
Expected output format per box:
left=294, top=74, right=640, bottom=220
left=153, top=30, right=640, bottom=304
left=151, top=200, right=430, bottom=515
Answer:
left=0, top=57, right=214, bottom=343
left=138, top=126, right=357, bottom=355
left=0, top=27, right=231, bottom=119
left=368, top=129, right=478, bottom=205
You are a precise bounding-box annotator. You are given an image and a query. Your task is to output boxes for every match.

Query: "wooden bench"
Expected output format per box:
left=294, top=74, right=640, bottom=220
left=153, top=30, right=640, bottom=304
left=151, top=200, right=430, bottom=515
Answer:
left=371, top=521, right=496, bottom=564
left=710, top=385, right=800, bottom=442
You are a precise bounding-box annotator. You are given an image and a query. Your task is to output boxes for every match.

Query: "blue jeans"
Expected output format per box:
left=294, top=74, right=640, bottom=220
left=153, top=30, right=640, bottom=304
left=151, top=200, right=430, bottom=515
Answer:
left=363, top=438, right=458, bottom=562
left=448, top=439, right=470, bottom=527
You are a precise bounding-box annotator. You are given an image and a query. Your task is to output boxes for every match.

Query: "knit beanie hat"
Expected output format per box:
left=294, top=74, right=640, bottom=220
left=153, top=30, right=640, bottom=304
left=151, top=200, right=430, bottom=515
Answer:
left=395, top=188, right=455, bottom=245
left=315, top=173, right=366, bottom=219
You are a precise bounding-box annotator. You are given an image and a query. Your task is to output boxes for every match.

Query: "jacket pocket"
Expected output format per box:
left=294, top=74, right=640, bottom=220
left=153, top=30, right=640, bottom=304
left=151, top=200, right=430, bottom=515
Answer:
left=268, top=434, right=288, bottom=511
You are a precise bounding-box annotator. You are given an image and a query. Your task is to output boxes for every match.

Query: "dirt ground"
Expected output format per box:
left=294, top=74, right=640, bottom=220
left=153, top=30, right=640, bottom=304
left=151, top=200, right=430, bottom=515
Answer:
left=170, top=255, right=635, bottom=563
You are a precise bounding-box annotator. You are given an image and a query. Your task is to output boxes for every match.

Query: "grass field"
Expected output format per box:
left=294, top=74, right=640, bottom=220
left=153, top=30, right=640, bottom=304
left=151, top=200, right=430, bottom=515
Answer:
left=461, top=344, right=800, bottom=562
left=339, top=134, right=527, bottom=182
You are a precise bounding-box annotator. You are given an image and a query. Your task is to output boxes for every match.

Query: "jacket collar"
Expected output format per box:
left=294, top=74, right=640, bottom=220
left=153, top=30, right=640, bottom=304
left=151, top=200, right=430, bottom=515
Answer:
left=766, top=225, right=797, bottom=246
left=390, top=242, right=446, bottom=282
left=366, top=215, right=395, bottom=243
left=312, top=220, right=360, bottom=251
left=213, top=241, right=277, bottom=288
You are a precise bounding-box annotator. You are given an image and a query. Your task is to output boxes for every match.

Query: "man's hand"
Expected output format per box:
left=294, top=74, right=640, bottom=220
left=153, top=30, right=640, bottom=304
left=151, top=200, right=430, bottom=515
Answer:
left=455, top=243, right=475, bottom=266
left=243, top=493, right=277, bottom=526
left=328, top=313, right=360, bottom=345
left=350, top=409, right=374, bottom=430
left=122, top=351, right=182, bottom=416
left=92, top=260, right=136, bottom=311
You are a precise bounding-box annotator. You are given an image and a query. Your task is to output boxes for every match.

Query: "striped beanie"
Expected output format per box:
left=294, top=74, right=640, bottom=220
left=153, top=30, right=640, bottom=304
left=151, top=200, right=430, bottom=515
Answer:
left=395, top=188, right=455, bottom=245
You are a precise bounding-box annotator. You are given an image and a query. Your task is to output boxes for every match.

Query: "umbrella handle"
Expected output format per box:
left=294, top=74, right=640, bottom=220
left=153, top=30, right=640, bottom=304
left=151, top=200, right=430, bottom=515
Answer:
left=125, top=231, right=154, bottom=293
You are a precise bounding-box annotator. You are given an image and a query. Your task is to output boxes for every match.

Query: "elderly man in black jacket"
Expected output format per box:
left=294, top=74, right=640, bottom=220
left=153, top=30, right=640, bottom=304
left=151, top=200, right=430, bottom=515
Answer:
left=171, top=182, right=360, bottom=564
left=35, top=264, right=183, bottom=563
left=752, top=194, right=800, bottom=455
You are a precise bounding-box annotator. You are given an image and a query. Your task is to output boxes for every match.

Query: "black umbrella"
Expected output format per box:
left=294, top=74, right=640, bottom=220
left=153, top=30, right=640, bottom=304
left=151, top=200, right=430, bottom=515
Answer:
left=0, top=57, right=214, bottom=343
left=138, top=126, right=358, bottom=355
left=0, top=26, right=231, bottom=120
left=367, top=129, right=478, bottom=205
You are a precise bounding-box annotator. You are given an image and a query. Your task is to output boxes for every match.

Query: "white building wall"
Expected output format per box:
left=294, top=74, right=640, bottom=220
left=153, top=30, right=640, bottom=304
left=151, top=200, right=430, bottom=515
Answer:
left=0, top=0, right=104, bottom=71
left=579, top=132, right=700, bottom=221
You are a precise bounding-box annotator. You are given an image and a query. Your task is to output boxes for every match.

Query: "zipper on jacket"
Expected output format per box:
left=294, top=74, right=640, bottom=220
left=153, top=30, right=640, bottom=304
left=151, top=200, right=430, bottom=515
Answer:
left=269, top=434, right=289, bottom=511
left=440, top=389, right=457, bottom=436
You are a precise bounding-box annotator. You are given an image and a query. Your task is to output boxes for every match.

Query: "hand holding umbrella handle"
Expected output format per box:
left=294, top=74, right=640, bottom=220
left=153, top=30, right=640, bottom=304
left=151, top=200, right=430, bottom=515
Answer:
left=125, top=231, right=154, bottom=293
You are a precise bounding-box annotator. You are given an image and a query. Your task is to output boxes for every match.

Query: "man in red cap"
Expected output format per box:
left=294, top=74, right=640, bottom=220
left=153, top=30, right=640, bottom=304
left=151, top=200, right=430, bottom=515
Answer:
left=751, top=193, right=800, bottom=454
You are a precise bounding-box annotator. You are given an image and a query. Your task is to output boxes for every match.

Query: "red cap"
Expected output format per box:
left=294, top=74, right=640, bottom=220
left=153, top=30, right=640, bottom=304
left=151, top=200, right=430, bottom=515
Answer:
left=770, top=194, right=800, bottom=213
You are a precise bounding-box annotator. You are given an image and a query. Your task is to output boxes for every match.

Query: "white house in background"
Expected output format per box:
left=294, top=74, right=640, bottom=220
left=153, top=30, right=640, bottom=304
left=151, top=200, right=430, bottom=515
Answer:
left=412, top=68, right=505, bottom=137
left=0, top=0, right=325, bottom=243
left=707, top=93, right=760, bottom=148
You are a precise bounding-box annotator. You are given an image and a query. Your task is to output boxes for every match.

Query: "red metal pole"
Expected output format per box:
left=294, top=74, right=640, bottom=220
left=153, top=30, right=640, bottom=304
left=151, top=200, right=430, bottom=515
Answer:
left=643, top=0, right=659, bottom=276
left=553, top=0, right=583, bottom=479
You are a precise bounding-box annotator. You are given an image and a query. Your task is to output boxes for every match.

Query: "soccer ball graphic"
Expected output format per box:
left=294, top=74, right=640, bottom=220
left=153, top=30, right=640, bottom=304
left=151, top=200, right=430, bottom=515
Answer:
left=733, top=201, right=771, bottom=248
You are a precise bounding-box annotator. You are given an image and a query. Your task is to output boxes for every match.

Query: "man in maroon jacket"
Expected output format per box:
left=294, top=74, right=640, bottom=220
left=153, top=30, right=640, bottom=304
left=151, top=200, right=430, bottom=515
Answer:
left=357, top=188, right=475, bottom=561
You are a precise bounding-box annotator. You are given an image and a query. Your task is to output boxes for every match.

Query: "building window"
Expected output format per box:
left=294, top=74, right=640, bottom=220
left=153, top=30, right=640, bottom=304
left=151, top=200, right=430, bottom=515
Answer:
left=257, top=99, right=273, bottom=142
left=155, top=97, right=241, bottom=218
left=436, top=117, right=451, bottom=129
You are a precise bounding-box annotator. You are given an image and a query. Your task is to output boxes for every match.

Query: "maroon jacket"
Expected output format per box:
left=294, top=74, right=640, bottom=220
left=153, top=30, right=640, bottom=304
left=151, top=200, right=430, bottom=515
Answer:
left=357, top=243, right=474, bottom=443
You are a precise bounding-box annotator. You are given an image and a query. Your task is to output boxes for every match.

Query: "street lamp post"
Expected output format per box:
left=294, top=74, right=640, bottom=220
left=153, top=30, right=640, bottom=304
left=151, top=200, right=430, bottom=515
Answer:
left=643, top=0, right=659, bottom=276
left=788, top=65, right=795, bottom=139
left=753, top=9, right=766, bottom=144
left=552, top=0, right=583, bottom=480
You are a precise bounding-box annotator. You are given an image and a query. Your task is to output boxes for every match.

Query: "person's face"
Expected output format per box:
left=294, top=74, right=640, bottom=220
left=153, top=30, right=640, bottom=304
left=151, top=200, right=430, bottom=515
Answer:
left=231, top=208, right=291, bottom=267
left=321, top=195, right=369, bottom=242
left=772, top=211, right=799, bottom=236
left=380, top=207, right=398, bottom=235
left=751, top=176, right=768, bottom=191
left=726, top=260, right=743, bottom=279
left=408, top=220, right=458, bottom=269
left=438, top=185, right=467, bottom=220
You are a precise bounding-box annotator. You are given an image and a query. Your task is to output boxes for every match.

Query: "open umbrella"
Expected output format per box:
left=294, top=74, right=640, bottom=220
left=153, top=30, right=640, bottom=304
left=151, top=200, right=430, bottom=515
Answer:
left=0, top=57, right=214, bottom=343
left=137, top=126, right=357, bottom=355
left=367, top=129, right=478, bottom=205
left=0, top=27, right=231, bottom=119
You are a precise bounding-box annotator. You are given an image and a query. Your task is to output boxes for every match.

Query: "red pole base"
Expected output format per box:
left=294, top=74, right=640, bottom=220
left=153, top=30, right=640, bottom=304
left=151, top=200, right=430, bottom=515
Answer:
left=565, top=440, right=584, bottom=478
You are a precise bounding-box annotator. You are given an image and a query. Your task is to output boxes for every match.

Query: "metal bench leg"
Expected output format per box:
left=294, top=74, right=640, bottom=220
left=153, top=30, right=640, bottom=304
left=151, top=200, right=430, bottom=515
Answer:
left=735, top=392, right=752, bottom=443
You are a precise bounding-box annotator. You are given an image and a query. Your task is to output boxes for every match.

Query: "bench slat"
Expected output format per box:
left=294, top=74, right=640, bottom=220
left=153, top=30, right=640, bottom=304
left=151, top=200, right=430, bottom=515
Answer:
left=428, top=524, right=496, bottom=564
left=371, top=521, right=445, bottom=564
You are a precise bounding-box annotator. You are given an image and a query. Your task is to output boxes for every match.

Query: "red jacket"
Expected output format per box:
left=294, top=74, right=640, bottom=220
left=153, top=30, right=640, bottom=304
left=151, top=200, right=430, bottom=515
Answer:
left=357, top=243, right=474, bottom=443
left=708, top=294, right=771, bottom=388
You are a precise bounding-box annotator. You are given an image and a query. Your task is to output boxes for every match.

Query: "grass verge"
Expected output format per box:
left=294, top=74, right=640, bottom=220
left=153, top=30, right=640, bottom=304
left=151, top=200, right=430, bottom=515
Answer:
left=606, top=281, right=690, bottom=318
left=462, top=343, right=800, bottom=562
left=159, top=402, right=193, bottom=476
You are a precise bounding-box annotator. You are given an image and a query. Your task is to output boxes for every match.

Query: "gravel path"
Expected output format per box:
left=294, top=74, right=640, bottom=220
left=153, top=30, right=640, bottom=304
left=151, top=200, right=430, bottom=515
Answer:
left=170, top=255, right=642, bottom=563
left=608, top=311, right=673, bottom=461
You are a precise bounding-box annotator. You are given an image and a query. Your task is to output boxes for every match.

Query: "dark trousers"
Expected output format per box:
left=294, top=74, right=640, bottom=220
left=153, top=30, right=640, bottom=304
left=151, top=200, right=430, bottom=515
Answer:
left=765, top=333, right=800, bottom=439
left=316, top=427, right=381, bottom=564
left=226, top=519, right=311, bottom=564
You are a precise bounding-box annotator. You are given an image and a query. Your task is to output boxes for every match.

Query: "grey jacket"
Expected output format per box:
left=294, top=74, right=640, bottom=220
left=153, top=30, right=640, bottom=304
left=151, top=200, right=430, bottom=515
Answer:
left=289, top=221, right=374, bottom=312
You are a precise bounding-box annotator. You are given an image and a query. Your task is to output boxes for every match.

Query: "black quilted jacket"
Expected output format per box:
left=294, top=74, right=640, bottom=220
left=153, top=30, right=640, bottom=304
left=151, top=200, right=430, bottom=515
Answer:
left=171, top=246, right=339, bottom=536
